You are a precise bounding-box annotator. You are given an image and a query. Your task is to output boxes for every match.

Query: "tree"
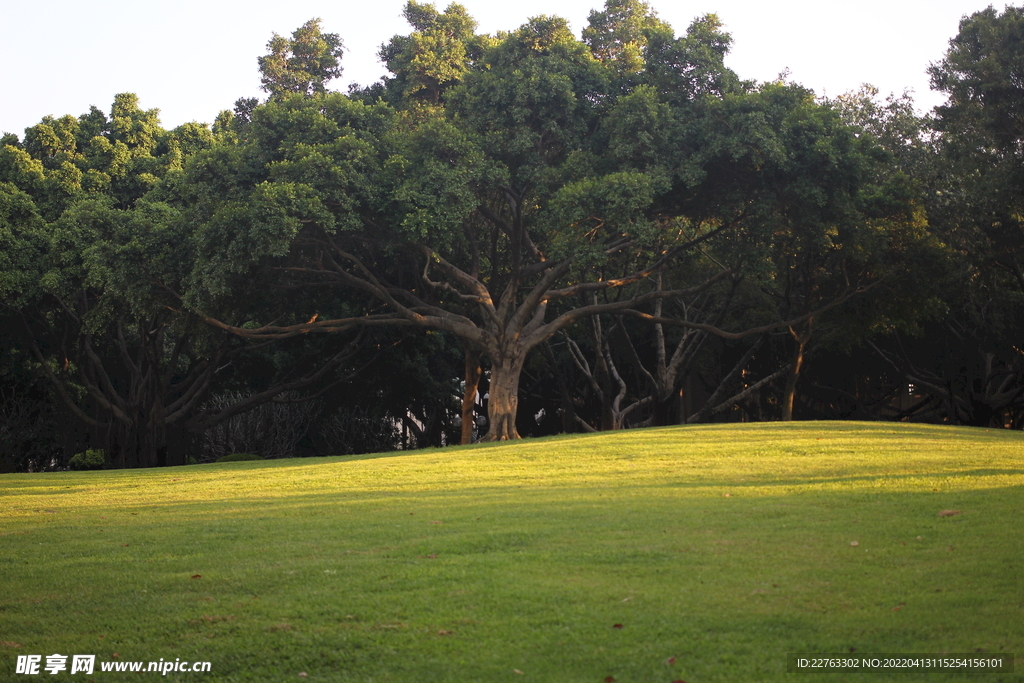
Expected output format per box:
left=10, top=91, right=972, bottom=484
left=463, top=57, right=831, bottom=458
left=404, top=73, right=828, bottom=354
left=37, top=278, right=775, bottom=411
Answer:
left=928, top=5, right=1024, bottom=298
left=179, top=9, right=915, bottom=442
left=911, top=5, right=1024, bottom=427
left=378, top=1, right=490, bottom=106
left=259, top=19, right=344, bottom=99
left=582, top=0, right=672, bottom=84
left=178, top=16, right=734, bottom=440
left=0, top=183, right=60, bottom=470
left=0, top=96, right=216, bottom=466
left=0, top=96, right=376, bottom=468
left=929, top=6, right=1024, bottom=152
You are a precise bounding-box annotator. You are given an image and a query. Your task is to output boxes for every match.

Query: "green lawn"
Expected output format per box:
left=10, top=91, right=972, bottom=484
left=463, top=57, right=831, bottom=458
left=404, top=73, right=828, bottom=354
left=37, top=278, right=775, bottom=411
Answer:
left=1, top=422, right=1022, bottom=682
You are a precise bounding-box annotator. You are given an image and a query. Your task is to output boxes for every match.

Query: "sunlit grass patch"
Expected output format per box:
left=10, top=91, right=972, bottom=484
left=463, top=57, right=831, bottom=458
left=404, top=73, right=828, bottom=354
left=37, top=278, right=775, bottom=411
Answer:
left=1, top=422, right=1022, bottom=682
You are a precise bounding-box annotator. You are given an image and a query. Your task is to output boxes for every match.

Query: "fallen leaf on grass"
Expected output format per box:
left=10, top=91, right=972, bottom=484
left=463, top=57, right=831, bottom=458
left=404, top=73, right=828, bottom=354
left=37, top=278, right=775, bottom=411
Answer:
left=188, top=615, right=226, bottom=626
left=437, top=629, right=453, bottom=636
left=191, top=574, right=202, bottom=579
left=430, top=520, right=442, bottom=524
left=672, top=680, right=688, bottom=683
left=604, top=677, right=616, bottom=683
left=938, top=509, right=962, bottom=517
left=513, top=669, right=524, bottom=675
left=664, top=656, right=676, bottom=665
left=850, top=541, right=859, bottom=547
left=1, top=641, right=22, bottom=648
left=199, top=615, right=235, bottom=624
left=612, top=623, right=624, bottom=629
left=298, top=673, right=308, bottom=678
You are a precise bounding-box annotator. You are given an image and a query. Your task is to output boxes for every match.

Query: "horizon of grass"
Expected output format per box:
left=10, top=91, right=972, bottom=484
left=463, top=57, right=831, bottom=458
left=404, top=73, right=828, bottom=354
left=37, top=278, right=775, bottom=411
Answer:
left=1, top=421, right=1022, bottom=682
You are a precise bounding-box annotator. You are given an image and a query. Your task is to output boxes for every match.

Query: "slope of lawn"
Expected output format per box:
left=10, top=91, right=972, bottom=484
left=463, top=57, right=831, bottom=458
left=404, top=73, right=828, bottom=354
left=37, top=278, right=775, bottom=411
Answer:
left=1, top=421, right=1022, bottom=682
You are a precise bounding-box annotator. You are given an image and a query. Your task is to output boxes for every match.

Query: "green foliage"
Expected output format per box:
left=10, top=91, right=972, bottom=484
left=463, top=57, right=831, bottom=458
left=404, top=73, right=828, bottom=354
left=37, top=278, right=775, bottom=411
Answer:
left=109, top=93, right=160, bottom=154
left=181, top=93, right=396, bottom=303
left=450, top=16, right=607, bottom=184
left=0, top=182, right=48, bottom=306
left=259, top=19, right=344, bottom=98
left=927, top=5, right=1024, bottom=289
left=0, top=94, right=192, bottom=218
left=382, top=115, right=489, bottom=246
left=0, top=95, right=235, bottom=468
left=583, top=0, right=672, bottom=85
left=599, top=84, right=674, bottom=170
left=641, top=12, right=741, bottom=103
left=379, top=1, right=490, bottom=105
left=543, top=170, right=666, bottom=263
left=4, top=3, right=1022, bottom=465
left=68, top=448, right=105, bottom=470
left=930, top=6, right=1024, bottom=151
left=215, top=452, right=264, bottom=462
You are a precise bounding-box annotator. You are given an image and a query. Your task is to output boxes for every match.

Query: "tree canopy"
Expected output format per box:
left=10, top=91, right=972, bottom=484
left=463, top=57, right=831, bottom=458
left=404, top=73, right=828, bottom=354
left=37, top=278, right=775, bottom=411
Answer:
left=259, top=19, right=345, bottom=99
left=2, top=0, right=1023, bottom=471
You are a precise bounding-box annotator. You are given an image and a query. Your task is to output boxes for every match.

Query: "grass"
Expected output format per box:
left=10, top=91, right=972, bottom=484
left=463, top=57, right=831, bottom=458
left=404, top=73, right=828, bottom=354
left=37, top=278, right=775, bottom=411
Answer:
left=1, top=421, right=1022, bottom=682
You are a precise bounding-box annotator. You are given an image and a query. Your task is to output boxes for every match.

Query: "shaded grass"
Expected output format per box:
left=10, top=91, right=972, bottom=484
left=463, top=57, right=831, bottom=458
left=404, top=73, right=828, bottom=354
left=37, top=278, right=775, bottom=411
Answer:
left=1, top=421, right=1022, bottom=682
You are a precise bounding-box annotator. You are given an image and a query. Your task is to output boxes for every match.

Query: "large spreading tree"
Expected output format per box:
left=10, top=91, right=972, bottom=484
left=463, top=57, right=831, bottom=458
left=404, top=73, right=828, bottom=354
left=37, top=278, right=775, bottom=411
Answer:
left=177, top=2, right=922, bottom=440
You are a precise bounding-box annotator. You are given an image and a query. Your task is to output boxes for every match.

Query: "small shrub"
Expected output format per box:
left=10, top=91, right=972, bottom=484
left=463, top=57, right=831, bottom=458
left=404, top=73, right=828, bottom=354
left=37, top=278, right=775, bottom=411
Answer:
left=216, top=452, right=264, bottom=463
left=318, top=406, right=400, bottom=455
left=68, top=449, right=106, bottom=471
left=200, top=391, right=320, bottom=460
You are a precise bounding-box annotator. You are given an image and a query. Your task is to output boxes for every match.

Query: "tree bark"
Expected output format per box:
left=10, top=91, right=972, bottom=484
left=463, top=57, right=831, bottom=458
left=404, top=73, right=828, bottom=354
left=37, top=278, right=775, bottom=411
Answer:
left=782, top=322, right=813, bottom=421
left=461, top=346, right=481, bottom=444
left=481, top=347, right=526, bottom=441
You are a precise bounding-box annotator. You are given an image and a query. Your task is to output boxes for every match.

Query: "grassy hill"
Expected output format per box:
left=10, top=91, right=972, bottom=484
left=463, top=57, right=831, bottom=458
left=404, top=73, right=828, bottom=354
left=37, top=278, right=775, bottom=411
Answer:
left=1, top=422, right=1021, bottom=682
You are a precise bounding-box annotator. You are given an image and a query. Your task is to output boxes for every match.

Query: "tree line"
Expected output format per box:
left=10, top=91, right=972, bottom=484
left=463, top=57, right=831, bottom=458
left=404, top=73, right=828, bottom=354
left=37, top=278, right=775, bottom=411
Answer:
left=1, top=0, right=1022, bottom=471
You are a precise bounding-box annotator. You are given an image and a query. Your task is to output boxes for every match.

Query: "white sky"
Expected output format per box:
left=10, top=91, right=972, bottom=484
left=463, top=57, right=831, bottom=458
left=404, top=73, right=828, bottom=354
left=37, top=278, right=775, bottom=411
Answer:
left=0, top=0, right=1004, bottom=136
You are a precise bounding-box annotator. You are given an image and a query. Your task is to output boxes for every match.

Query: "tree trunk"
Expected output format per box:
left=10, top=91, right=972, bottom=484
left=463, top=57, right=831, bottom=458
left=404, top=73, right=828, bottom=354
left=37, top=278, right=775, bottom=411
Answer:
left=481, top=348, right=526, bottom=441
left=461, top=347, right=481, bottom=445
left=131, top=374, right=168, bottom=467
left=541, top=341, right=582, bottom=434
left=782, top=323, right=812, bottom=421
